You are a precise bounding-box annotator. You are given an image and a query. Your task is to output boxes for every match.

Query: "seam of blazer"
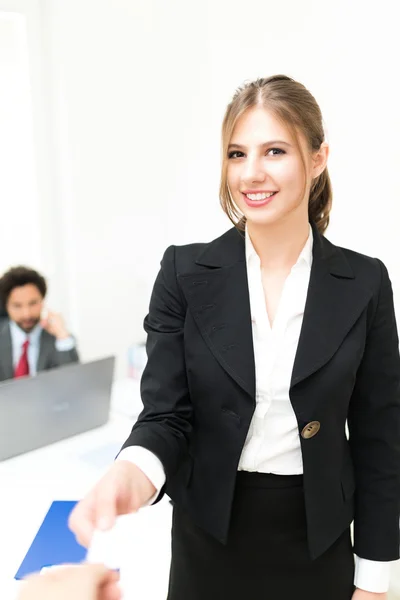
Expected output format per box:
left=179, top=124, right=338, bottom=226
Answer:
left=366, top=257, right=384, bottom=335
left=173, top=245, right=188, bottom=311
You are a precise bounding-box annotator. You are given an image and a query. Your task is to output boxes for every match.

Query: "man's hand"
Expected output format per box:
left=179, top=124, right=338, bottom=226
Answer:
left=352, top=589, right=387, bottom=600
left=41, top=311, right=70, bottom=340
left=18, top=563, right=121, bottom=600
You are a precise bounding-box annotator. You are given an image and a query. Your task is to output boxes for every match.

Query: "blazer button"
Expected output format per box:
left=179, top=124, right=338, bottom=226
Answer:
left=301, top=421, right=321, bottom=439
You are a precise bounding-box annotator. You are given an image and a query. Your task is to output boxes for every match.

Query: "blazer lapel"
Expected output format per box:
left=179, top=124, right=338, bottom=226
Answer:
left=291, top=226, right=372, bottom=389
left=179, top=224, right=373, bottom=404
left=179, top=228, right=256, bottom=400
left=0, top=319, right=14, bottom=381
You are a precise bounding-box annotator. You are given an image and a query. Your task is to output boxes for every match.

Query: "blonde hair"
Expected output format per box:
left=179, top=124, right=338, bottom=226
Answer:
left=219, top=75, right=332, bottom=234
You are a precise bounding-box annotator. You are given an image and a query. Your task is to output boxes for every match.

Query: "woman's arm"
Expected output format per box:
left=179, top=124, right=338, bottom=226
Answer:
left=348, top=259, right=400, bottom=561
left=120, top=245, right=193, bottom=482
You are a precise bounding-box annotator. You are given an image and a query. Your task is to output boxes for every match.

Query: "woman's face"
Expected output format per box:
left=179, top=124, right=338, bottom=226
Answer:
left=226, top=106, right=326, bottom=229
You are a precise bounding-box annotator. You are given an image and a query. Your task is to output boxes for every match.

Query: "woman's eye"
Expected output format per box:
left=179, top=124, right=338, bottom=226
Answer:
left=267, top=148, right=285, bottom=156
left=228, top=148, right=285, bottom=159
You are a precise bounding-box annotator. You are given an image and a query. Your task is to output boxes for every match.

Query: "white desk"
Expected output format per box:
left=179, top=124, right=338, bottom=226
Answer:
left=0, top=378, right=173, bottom=600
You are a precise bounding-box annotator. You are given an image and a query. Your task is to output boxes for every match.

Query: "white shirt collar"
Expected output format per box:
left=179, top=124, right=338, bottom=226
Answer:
left=245, top=224, right=313, bottom=269
left=9, top=320, right=42, bottom=346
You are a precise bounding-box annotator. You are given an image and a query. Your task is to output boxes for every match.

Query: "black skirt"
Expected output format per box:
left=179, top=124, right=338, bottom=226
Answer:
left=167, top=471, right=355, bottom=600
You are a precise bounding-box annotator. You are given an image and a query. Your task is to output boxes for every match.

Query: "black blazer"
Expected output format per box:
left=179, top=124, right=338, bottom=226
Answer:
left=122, top=224, right=400, bottom=561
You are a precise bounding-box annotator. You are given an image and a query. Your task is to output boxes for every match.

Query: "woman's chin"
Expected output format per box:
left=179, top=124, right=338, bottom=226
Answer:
left=244, top=209, right=282, bottom=228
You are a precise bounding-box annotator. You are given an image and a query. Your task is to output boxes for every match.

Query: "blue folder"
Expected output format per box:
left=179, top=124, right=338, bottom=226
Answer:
left=14, top=500, right=86, bottom=579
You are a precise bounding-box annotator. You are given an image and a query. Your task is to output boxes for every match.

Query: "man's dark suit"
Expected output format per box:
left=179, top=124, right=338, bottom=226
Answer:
left=121, top=223, right=400, bottom=562
left=0, top=318, right=79, bottom=382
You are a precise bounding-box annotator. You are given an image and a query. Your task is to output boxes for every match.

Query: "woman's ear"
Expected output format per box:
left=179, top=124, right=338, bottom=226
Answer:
left=312, top=142, right=329, bottom=179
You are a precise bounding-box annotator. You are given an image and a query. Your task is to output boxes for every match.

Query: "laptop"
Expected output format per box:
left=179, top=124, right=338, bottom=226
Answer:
left=0, top=356, right=115, bottom=461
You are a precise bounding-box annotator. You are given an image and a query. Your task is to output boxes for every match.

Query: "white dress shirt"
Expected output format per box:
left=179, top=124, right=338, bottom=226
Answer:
left=119, top=227, right=391, bottom=593
left=10, top=321, right=76, bottom=375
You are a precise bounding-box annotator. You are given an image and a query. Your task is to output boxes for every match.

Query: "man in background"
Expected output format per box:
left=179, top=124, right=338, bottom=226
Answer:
left=0, top=266, right=79, bottom=382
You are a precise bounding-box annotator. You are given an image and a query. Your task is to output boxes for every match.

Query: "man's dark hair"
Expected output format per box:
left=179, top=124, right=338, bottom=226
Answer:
left=0, top=266, right=47, bottom=305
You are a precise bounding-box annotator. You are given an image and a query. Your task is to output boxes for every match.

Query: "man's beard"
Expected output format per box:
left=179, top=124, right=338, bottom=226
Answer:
left=16, top=317, right=40, bottom=333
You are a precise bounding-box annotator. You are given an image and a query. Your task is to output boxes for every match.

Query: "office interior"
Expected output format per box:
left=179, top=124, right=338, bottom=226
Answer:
left=0, top=0, right=399, bottom=598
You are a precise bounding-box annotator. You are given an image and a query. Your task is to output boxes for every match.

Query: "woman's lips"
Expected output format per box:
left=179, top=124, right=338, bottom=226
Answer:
left=242, top=191, right=278, bottom=208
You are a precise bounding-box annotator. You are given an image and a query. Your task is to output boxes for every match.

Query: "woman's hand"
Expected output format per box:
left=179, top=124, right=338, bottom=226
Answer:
left=69, top=460, right=156, bottom=547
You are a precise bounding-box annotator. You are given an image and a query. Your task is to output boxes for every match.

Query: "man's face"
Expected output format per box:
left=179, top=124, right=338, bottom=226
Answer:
left=6, top=284, right=44, bottom=333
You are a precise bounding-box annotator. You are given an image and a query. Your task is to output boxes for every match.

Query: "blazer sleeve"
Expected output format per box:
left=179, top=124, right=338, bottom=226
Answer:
left=54, top=340, right=79, bottom=366
left=348, top=258, right=400, bottom=561
left=42, top=334, right=79, bottom=369
left=120, top=245, right=193, bottom=482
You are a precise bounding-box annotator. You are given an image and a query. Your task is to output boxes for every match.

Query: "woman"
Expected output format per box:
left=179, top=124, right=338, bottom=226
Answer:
left=69, top=75, right=400, bottom=600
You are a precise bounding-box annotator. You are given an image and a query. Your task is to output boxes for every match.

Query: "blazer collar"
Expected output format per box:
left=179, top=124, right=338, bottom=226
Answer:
left=195, top=221, right=355, bottom=280
left=180, top=221, right=362, bottom=405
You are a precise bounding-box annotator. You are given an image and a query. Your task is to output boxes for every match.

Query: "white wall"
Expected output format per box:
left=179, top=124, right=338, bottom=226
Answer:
left=0, top=0, right=73, bottom=315
left=3, top=0, right=399, bottom=376
left=40, top=0, right=195, bottom=376
left=0, top=12, right=41, bottom=273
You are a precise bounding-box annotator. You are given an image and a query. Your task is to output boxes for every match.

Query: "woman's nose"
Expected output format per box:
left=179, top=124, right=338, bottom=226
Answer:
left=242, top=157, right=266, bottom=184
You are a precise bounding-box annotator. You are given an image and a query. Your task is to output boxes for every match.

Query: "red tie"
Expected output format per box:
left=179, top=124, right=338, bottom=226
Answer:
left=14, top=339, right=30, bottom=378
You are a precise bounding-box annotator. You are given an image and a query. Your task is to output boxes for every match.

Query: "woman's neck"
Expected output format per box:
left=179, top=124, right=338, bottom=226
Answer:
left=247, top=218, right=310, bottom=271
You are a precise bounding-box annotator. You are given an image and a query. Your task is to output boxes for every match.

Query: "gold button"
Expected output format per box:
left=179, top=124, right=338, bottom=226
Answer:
left=301, top=421, right=321, bottom=439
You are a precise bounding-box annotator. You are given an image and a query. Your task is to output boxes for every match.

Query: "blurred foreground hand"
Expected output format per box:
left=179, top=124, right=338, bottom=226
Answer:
left=17, top=563, right=121, bottom=600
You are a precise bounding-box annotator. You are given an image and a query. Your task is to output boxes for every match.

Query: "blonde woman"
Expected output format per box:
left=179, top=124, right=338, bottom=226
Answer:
left=69, top=75, right=400, bottom=600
